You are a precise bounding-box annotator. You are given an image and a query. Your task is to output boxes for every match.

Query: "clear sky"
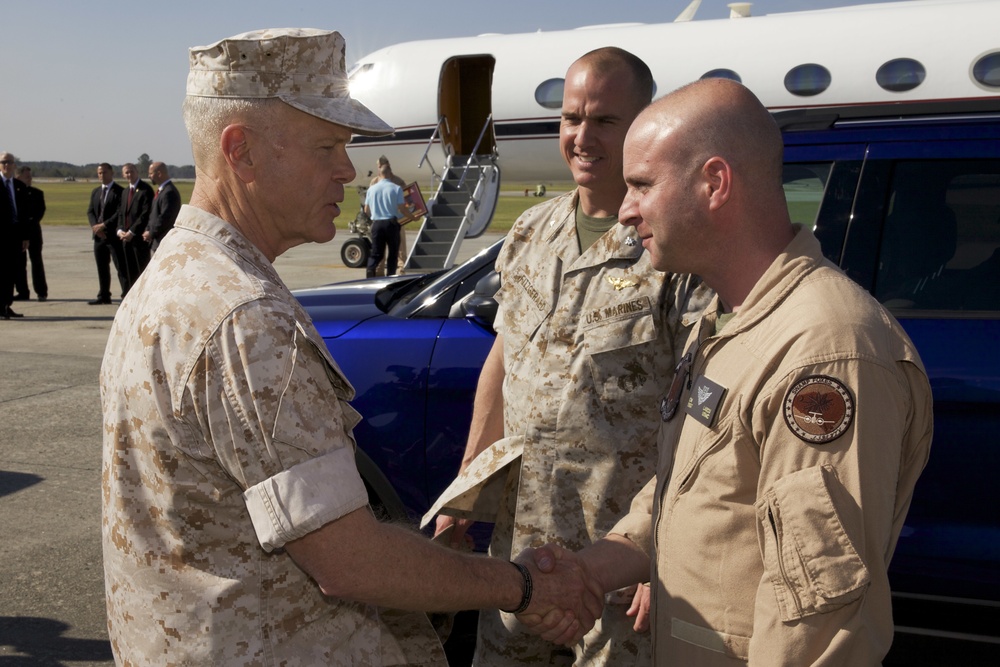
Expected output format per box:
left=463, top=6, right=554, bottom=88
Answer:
left=2, top=0, right=905, bottom=167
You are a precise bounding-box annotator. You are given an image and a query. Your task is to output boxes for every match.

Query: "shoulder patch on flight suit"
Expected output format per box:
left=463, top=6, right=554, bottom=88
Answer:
left=783, top=375, right=855, bottom=444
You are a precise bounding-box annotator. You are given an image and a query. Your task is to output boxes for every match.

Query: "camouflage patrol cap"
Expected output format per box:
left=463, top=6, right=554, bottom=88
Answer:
left=186, top=28, right=392, bottom=137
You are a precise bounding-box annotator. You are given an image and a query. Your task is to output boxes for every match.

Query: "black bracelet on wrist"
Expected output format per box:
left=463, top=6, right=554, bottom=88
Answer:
left=500, top=561, right=533, bottom=614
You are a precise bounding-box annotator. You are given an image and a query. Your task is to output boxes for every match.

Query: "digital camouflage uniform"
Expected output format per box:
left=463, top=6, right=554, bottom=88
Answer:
left=613, top=227, right=933, bottom=665
left=100, top=206, right=445, bottom=666
left=431, top=190, right=709, bottom=666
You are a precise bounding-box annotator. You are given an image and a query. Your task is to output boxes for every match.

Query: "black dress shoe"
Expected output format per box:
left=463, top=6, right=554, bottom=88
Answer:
left=37, top=296, right=47, bottom=302
left=88, top=298, right=112, bottom=305
left=5, top=307, right=24, bottom=318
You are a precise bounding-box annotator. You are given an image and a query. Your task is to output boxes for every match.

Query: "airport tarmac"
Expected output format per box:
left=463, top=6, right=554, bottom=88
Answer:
left=0, top=224, right=502, bottom=665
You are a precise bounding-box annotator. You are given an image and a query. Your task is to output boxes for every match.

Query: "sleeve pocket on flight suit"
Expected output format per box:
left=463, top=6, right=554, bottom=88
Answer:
left=755, top=464, right=870, bottom=622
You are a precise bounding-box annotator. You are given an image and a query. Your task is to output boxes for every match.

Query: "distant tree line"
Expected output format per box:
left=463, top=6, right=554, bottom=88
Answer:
left=17, top=153, right=195, bottom=180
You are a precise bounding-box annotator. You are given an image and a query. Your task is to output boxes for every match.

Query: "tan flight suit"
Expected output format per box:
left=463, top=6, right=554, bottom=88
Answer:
left=612, top=227, right=933, bottom=665
left=427, top=190, right=710, bottom=666
left=101, top=206, right=446, bottom=666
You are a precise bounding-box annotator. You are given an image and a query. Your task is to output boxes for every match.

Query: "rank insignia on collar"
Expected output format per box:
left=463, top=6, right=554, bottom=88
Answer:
left=607, top=275, right=638, bottom=291
left=625, top=236, right=637, bottom=247
left=783, top=375, right=854, bottom=444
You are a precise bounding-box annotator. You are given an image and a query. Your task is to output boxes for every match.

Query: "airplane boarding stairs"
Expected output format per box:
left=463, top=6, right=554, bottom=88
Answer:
left=403, top=155, right=500, bottom=273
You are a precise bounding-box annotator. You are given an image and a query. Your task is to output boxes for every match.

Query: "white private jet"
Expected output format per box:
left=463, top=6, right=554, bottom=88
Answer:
left=345, top=0, right=1000, bottom=271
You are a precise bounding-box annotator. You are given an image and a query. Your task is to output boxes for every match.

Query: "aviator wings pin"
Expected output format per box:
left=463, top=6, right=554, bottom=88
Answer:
left=607, top=276, right=638, bottom=291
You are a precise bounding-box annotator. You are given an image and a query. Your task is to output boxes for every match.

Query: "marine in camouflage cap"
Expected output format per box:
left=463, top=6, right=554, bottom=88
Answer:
left=187, top=27, right=392, bottom=136
left=100, top=26, right=606, bottom=666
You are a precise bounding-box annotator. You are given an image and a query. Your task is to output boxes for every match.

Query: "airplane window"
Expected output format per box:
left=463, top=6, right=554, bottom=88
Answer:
left=876, top=58, right=926, bottom=92
left=701, top=69, right=742, bottom=83
left=535, top=78, right=565, bottom=110
left=784, top=64, right=831, bottom=97
left=972, top=51, right=1000, bottom=88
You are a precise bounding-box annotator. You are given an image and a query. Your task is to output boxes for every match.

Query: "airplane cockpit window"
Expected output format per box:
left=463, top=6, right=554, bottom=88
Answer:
left=701, top=69, right=742, bottom=83
left=876, top=58, right=926, bottom=92
left=348, top=62, right=376, bottom=95
left=348, top=62, right=373, bottom=80
left=784, top=64, right=832, bottom=97
left=973, top=51, right=1000, bottom=89
left=534, top=78, right=565, bottom=109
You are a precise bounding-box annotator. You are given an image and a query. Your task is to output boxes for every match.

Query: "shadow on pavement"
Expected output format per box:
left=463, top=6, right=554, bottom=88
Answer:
left=0, top=617, right=113, bottom=664
left=0, top=472, right=43, bottom=499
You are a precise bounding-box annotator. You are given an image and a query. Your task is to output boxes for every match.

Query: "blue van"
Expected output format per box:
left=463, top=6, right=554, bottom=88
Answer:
left=777, top=100, right=1000, bottom=665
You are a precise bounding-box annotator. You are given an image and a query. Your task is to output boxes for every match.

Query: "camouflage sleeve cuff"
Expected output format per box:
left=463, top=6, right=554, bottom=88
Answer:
left=493, top=301, right=508, bottom=337
left=244, top=446, right=369, bottom=552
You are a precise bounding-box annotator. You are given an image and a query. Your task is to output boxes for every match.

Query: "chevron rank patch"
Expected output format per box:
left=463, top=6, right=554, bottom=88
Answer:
left=783, top=375, right=854, bottom=444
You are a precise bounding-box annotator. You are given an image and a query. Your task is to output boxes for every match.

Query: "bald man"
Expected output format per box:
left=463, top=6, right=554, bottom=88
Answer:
left=521, top=78, right=933, bottom=665
left=429, top=47, right=709, bottom=666
left=144, top=161, right=181, bottom=252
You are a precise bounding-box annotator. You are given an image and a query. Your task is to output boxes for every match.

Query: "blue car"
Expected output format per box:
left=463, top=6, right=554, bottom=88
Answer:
left=295, top=99, right=1000, bottom=665
left=293, top=242, right=500, bottom=525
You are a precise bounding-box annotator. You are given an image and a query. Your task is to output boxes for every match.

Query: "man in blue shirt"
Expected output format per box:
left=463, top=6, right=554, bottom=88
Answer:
left=364, top=162, right=407, bottom=278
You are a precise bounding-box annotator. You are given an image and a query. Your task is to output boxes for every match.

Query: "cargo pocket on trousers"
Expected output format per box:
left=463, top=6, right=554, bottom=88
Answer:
left=755, top=464, right=870, bottom=622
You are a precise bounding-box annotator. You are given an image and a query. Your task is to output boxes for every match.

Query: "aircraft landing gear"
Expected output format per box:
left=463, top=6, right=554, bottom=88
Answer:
left=341, top=237, right=371, bottom=268
left=342, top=184, right=373, bottom=269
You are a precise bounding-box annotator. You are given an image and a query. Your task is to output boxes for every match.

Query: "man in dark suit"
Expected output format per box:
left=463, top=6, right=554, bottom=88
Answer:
left=14, top=165, right=48, bottom=302
left=86, top=162, right=125, bottom=305
left=116, top=163, right=154, bottom=294
left=143, top=162, right=181, bottom=253
left=1, top=152, right=29, bottom=318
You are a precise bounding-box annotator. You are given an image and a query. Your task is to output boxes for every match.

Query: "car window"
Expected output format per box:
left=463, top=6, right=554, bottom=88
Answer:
left=875, top=159, right=1000, bottom=313
left=389, top=241, right=502, bottom=319
left=375, top=272, right=443, bottom=313
left=782, top=162, right=832, bottom=230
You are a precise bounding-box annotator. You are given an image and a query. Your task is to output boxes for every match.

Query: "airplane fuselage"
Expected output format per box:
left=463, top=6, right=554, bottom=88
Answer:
left=347, top=0, right=1000, bottom=183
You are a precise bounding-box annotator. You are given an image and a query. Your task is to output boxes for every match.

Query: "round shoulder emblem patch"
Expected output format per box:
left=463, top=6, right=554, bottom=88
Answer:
left=783, top=375, right=854, bottom=444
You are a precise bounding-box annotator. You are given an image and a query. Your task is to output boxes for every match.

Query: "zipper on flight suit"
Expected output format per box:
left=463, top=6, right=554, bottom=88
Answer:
left=767, top=504, right=804, bottom=618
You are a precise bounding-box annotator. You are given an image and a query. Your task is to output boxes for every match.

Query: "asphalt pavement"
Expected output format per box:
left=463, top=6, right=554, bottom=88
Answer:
left=0, top=224, right=502, bottom=665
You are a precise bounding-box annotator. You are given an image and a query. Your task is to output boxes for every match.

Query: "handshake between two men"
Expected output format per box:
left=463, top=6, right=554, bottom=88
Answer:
left=507, top=535, right=652, bottom=646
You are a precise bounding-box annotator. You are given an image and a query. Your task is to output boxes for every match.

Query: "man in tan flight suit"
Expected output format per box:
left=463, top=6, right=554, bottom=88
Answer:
left=519, top=78, right=933, bottom=665
left=428, top=47, right=709, bottom=665
left=100, top=28, right=605, bottom=666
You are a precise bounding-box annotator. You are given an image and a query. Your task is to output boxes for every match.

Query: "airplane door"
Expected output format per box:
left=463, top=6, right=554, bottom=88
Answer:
left=438, top=56, right=496, bottom=158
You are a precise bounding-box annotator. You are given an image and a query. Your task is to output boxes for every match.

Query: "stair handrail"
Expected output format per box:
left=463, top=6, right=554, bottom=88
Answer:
left=457, top=113, right=494, bottom=190
left=418, top=115, right=450, bottom=185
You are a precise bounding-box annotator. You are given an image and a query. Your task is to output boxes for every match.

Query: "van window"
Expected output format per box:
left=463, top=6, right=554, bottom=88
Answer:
left=782, top=163, right=832, bottom=230
left=875, top=159, right=1000, bottom=312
